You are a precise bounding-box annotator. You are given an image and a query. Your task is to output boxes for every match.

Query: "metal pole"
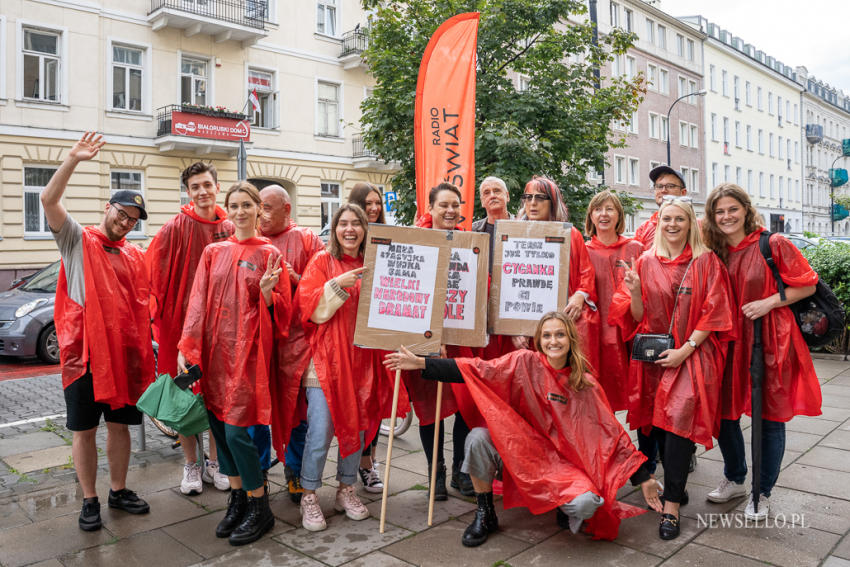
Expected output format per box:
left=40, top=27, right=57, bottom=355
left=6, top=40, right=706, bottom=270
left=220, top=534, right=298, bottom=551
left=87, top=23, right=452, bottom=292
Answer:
left=665, top=90, right=707, bottom=165
left=238, top=139, right=247, bottom=180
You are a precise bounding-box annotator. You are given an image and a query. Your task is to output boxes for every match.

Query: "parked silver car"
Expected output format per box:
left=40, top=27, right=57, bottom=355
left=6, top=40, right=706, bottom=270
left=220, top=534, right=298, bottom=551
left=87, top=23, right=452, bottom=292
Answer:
left=0, top=260, right=61, bottom=364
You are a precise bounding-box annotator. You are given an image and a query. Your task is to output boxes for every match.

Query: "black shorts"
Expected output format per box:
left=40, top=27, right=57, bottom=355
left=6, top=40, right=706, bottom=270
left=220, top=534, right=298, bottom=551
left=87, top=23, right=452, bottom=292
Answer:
left=64, top=371, right=142, bottom=431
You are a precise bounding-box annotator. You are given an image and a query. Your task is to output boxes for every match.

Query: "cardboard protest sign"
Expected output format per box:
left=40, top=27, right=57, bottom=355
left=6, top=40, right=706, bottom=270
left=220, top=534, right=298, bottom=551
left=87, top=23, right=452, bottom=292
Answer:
left=355, top=224, right=451, bottom=355
left=442, top=231, right=489, bottom=347
left=488, top=220, right=572, bottom=336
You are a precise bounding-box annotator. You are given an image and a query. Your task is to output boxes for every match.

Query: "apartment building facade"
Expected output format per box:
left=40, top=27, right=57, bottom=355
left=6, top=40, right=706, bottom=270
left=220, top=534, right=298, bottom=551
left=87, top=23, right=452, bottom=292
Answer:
left=594, top=0, right=706, bottom=232
left=681, top=17, right=804, bottom=234
left=796, top=66, right=850, bottom=236
left=0, top=0, right=394, bottom=283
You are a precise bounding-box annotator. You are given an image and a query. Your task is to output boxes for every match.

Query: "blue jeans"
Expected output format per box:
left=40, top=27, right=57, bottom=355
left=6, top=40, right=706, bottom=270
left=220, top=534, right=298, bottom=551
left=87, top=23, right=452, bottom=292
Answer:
left=300, top=387, right=363, bottom=491
left=247, top=424, right=271, bottom=471
left=717, top=417, right=785, bottom=497
left=284, top=420, right=308, bottom=475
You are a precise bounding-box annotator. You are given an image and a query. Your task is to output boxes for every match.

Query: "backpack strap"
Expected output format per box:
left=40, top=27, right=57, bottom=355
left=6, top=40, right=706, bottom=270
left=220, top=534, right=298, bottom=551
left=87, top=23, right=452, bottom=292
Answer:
left=758, top=231, right=787, bottom=302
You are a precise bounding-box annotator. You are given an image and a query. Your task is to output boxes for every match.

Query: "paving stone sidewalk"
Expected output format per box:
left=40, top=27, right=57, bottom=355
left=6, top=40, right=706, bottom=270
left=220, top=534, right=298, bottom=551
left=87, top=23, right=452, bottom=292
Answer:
left=1, top=358, right=850, bottom=566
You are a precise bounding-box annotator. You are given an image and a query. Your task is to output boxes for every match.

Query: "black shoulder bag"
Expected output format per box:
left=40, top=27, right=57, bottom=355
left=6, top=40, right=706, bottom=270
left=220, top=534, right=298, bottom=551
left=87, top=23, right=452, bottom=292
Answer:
left=631, top=259, right=694, bottom=362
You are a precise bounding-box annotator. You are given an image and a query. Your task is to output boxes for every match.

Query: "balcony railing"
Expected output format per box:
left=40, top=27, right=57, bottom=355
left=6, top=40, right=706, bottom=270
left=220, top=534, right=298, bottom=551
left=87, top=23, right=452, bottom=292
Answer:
left=353, top=136, right=377, bottom=158
left=340, top=29, right=368, bottom=57
left=157, top=104, right=248, bottom=137
left=149, top=0, right=268, bottom=30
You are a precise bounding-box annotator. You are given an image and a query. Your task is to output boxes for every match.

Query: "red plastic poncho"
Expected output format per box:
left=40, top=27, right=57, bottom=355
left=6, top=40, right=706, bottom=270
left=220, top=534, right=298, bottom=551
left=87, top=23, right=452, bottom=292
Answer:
left=610, top=246, right=735, bottom=448
left=299, top=250, right=409, bottom=458
left=55, top=227, right=155, bottom=408
left=455, top=350, right=646, bottom=540
left=146, top=204, right=234, bottom=377
left=722, top=229, right=821, bottom=422
left=567, top=227, right=601, bottom=376
left=634, top=212, right=658, bottom=250
left=586, top=235, right=645, bottom=411
left=178, top=236, right=291, bottom=427
left=261, top=222, right=325, bottom=456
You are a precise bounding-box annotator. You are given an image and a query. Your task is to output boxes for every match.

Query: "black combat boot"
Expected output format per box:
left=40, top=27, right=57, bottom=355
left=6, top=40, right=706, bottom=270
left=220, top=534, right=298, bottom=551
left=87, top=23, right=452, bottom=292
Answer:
left=215, top=488, right=247, bottom=538
left=229, top=491, right=275, bottom=546
left=462, top=491, right=498, bottom=547
left=433, top=462, right=448, bottom=501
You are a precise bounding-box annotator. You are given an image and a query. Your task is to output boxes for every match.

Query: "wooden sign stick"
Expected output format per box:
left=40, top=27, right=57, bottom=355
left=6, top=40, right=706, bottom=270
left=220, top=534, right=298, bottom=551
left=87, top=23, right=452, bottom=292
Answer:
left=379, top=366, right=403, bottom=534
left=427, top=381, right=444, bottom=526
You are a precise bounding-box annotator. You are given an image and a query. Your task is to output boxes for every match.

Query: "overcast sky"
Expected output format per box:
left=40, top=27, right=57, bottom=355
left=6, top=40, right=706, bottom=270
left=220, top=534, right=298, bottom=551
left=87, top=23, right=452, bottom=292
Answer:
left=658, top=0, right=850, bottom=94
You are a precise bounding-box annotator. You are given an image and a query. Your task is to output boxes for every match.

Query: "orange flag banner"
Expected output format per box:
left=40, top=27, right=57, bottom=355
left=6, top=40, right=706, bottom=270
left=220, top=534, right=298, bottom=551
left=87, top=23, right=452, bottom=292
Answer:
left=414, top=12, right=479, bottom=230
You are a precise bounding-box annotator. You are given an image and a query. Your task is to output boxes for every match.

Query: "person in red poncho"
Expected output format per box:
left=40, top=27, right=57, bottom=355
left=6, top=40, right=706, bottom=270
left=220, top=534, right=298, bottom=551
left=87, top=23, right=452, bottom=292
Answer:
left=702, top=184, right=821, bottom=520
left=178, top=181, right=290, bottom=546
left=42, top=132, right=155, bottom=532
left=514, top=176, right=600, bottom=374
left=257, top=183, right=324, bottom=505
left=634, top=166, right=689, bottom=250
left=385, top=312, right=660, bottom=547
left=610, top=196, right=735, bottom=540
left=146, top=161, right=234, bottom=496
left=295, top=203, right=380, bottom=532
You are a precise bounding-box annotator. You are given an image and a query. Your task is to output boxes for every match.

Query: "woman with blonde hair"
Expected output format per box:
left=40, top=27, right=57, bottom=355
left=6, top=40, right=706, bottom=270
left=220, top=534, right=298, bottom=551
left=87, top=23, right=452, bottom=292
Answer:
left=385, top=311, right=658, bottom=547
left=610, top=196, right=735, bottom=540
left=701, top=184, right=820, bottom=520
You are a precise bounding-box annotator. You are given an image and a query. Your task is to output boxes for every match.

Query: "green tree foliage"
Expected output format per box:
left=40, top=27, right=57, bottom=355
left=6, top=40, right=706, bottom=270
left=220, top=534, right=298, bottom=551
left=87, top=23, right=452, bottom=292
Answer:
left=360, top=0, right=644, bottom=226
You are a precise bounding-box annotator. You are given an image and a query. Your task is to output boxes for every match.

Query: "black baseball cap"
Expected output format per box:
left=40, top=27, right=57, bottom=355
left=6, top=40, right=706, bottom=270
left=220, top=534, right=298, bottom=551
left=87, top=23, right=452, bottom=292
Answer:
left=649, top=165, right=686, bottom=188
left=109, top=190, right=148, bottom=220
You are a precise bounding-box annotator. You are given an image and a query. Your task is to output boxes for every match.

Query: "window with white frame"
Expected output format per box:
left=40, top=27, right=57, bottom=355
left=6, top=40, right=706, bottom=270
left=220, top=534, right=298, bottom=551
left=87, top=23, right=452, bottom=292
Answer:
left=686, top=39, right=694, bottom=61
left=625, top=56, right=636, bottom=80
left=758, top=129, right=764, bottom=154
left=759, top=172, right=765, bottom=197
left=733, top=75, right=740, bottom=105
left=660, top=116, right=668, bottom=141
left=676, top=34, right=684, bottom=57
left=24, top=167, right=56, bottom=235
left=645, top=19, right=655, bottom=44
left=612, top=54, right=622, bottom=77
left=649, top=112, right=659, bottom=139
left=111, top=44, right=144, bottom=112
left=22, top=27, right=61, bottom=102
left=110, top=170, right=144, bottom=235
left=747, top=169, right=753, bottom=194
left=794, top=140, right=799, bottom=163
left=628, top=158, right=639, bottom=185
left=646, top=63, right=657, bottom=90
left=681, top=166, right=689, bottom=187
left=785, top=100, right=791, bottom=122
left=320, top=181, right=341, bottom=228
left=724, top=165, right=731, bottom=183
left=180, top=56, right=207, bottom=106
left=614, top=156, right=626, bottom=184
left=711, top=162, right=718, bottom=187
left=721, top=69, right=728, bottom=97
left=709, top=65, right=716, bottom=91
left=768, top=91, right=774, bottom=114
left=316, top=80, right=340, bottom=137
left=248, top=68, right=277, bottom=129
left=679, top=121, right=688, bottom=146
left=778, top=135, right=784, bottom=159
left=769, top=133, right=774, bottom=157
left=779, top=176, right=785, bottom=201
left=610, top=2, right=619, bottom=27
left=734, top=121, right=741, bottom=147
left=757, top=86, right=763, bottom=110
left=722, top=117, right=729, bottom=143
left=624, top=8, right=633, bottom=32
left=317, top=0, right=338, bottom=36
left=657, top=25, right=666, bottom=49
left=793, top=103, right=798, bottom=124
left=710, top=113, right=718, bottom=141
left=745, top=81, right=752, bottom=106
left=769, top=174, right=775, bottom=198
left=691, top=169, right=699, bottom=193
left=690, top=124, right=698, bottom=148
left=746, top=125, right=752, bottom=150
left=658, top=68, right=668, bottom=94
left=736, top=167, right=742, bottom=185
left=777, top=95, right=783, bottom=121
left=627, top=111, right=638, bottom=134
left=518, top=75, right=531, bottom=91
left=678, top=76, right=687, bottom=98
left=688, top=79, right=697, bottom=97
left=795, top=179, right=800, bottom=201
left=650, top=160, right=661, bottom=172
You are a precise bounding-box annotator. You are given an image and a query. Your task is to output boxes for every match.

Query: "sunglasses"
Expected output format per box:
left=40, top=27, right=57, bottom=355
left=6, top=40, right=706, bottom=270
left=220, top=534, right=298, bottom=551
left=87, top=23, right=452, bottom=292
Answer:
left=520, top=193, right=551, bottom=203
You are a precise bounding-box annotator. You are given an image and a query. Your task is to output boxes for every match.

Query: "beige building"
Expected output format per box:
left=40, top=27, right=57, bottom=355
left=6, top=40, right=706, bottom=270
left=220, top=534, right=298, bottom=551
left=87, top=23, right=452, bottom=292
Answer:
left=0, top=0, right=397, bottom=285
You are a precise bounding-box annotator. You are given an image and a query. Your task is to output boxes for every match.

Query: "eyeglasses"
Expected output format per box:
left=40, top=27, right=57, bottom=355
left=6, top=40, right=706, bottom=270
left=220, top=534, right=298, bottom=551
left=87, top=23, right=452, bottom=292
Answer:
left=661, top=195, right=693, bottom=204
left=113, top=205, right=140, bottom=225
left=520, top=193, right=551, bottom=203
left=654, top=183, right=684, bottom=191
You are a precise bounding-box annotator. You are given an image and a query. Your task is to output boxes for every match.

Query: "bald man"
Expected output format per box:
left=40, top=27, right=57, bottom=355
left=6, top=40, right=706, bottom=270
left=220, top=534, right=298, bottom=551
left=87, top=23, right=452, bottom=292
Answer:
left=258, top=185, right=324, bottom=503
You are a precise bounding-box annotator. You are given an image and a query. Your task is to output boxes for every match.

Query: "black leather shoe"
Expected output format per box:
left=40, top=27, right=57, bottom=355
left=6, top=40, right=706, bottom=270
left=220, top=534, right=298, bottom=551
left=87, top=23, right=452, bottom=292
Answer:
left=434, top=463, right=448, bottom=502
left=229, top=491, right=275, bottom=546
left=216, top=488, right=248, bottom=538
left=659, top=513, right=680, bottom=540
left=462, top=492, right=498, bottom=547
left=79, top=497, right=102, bottom=531
left=108, top=488, right=150, bottom=514
left=556, top=507, right=570, bottom=530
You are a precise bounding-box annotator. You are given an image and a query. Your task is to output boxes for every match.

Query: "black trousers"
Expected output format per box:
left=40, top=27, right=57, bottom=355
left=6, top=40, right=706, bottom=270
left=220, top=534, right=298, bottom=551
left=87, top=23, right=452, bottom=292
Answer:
left=419, top=412, right=470, bottom=470
left=646, top=426, right=694, bottom=504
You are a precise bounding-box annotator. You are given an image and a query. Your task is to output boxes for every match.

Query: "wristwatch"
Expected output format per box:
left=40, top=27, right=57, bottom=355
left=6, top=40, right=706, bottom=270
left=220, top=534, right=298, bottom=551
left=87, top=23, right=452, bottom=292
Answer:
left=686, top=339, right=698, bottom=349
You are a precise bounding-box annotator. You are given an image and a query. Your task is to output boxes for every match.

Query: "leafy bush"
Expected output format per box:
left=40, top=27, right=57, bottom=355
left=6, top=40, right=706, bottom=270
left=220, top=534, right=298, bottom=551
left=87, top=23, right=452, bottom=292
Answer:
left=803, top=240, right=850, bottom=321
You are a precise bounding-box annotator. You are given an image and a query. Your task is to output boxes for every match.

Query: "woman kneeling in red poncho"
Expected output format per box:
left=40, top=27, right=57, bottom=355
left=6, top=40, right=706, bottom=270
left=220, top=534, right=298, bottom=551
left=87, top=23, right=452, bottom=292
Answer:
left=610, top=196, right=735, bottom=540
left=178, top=182, right=290, bottom=546
left=385, top=312, right=660, bottom=547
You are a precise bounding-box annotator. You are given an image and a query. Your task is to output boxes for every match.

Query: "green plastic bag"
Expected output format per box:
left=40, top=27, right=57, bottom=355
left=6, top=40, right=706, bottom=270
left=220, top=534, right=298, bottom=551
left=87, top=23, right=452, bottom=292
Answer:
left=136, top=374, right=209, bottom=436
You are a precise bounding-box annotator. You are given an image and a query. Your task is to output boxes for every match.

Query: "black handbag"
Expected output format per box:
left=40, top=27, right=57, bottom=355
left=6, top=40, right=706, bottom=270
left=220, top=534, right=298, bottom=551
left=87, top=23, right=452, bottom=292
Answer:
left=631, top=259, right=694, bottom=362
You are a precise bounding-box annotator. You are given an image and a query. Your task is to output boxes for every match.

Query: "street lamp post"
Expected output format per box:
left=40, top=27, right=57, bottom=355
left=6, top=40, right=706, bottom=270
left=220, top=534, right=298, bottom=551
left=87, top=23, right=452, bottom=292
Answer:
left=829, top=154, right=848, bottom=236
left=666, top=89, right=707, bottom=165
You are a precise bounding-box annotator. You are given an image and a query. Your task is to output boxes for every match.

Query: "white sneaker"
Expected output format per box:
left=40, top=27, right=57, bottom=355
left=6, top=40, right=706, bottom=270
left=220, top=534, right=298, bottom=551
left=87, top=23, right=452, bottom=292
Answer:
left=180, top=462, right=202, bottom=495
left=359, top=465, right=384, bottom=493
left=334, top=485, right=370, bottom=520
left=301, top=492, right=327, bottom=531
left=707, top=478, right=747, bottom=503
left=744, top=494, right=770, bottom=520
left=202, top=459, right=230, bottom=491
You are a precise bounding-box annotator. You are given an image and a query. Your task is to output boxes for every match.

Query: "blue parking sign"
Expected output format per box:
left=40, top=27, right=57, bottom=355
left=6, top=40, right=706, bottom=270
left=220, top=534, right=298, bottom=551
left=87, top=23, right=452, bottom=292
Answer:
left=384, top=190, right=398, bottom=212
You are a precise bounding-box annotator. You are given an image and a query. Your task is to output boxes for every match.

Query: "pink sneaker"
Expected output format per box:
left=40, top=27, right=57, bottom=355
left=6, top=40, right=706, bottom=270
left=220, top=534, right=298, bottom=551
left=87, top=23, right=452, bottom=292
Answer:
left=300, top=492, right=327, bottom=531
left=334, top=485, right=370, bottom=520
